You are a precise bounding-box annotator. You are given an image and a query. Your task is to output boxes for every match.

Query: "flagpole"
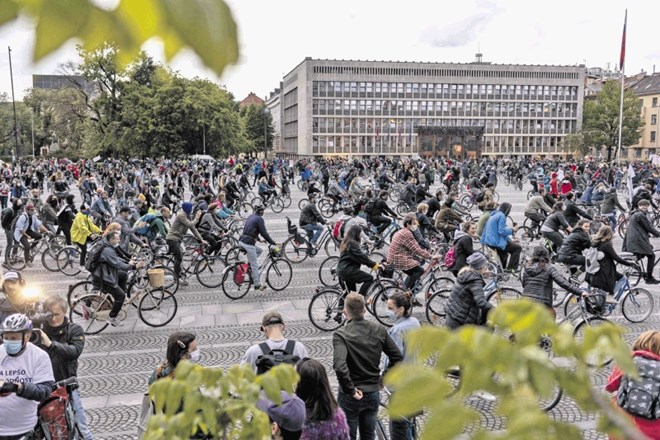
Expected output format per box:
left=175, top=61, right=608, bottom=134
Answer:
left=616, top=9, right=627, bottom=165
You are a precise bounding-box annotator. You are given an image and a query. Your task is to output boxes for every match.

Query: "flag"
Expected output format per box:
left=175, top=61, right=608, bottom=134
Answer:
left=619, top=10, right=627, bottom=71
left=627, top=163, right=635, bottom=203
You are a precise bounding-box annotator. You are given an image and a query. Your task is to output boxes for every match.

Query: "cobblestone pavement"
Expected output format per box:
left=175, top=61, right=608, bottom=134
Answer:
left=13, top=180, right=660, bottom=439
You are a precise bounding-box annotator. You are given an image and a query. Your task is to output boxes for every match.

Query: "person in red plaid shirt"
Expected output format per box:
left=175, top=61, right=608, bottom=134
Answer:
left=387, top=213, right=441, bottom=291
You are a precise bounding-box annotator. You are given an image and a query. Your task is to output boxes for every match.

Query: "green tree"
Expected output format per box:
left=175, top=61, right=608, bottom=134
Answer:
left=583, top=80, right=644, bottom=162
left=564, top=132, right=590, bottom=157
left=242, top=104, right=274, bottom=156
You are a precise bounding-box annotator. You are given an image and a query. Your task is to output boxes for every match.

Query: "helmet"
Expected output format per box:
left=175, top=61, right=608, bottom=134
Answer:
left=584, top=290, right=606, bottom=315
left=1, top=314, right=33, bottom=333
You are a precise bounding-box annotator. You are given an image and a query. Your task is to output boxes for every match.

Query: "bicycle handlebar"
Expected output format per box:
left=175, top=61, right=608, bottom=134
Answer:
left=53, top=377, right=78, bottom=390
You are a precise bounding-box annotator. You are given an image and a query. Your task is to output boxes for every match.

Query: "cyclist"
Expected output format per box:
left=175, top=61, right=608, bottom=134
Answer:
left=92, top=231, right=145, bottom=326
left=299, top=192, right=326, bottom=246
left=601, top=187, right=627, bottom=230
left=41, top=194, right=59, bottom=234
left=165, top=201, right=205, bottom=287
left=622, top=199, right=660, bottom=284
left=367, top=190, right=398, bottom=235
left=327, top=179, right=348, bottom=213
left=434, top=200, right=463, bottom=242
left=239, top=205, right=278, bottom=291
left=0, top=314, right=55, bottom=440
left=91, top=190, right=113, bottom=229
left=524, top=188, right=552, bottom=231
left=586, top=225, right=635, bottom=297
left=257, top=176, right=276, bottom=204
left=444, top=252, right=493, bottom=329
left=451, top=221, right=477, bottom=278
left=424, top=189, right=444, bottom=220
left=540, top=202, right=571, bottom=253
left=481, top=202, right=521, bottom=272
left=197, top=203, right=228, bottom=256
left=556, top=219, right=592, bottom=272
left=336, top=225, right=380, bottom=296
left=387, top=213, right=440, bottom=292
left=563, top=191, right=592, bottom=228
left=13, top=203, right=49, bottom=267
left=476, top=201, right=497, bottom=239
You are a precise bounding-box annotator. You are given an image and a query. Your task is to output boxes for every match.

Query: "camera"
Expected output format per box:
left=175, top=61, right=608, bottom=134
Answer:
left=28, top=310, right=53, bottom=345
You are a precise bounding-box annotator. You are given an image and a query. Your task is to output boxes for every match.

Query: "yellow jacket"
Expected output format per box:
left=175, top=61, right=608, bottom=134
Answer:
left=70, top=213, right=101, bottom=245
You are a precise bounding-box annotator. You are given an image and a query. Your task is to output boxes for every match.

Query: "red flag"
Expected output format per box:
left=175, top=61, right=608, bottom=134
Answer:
left=619, top=10, right=627, bottom=70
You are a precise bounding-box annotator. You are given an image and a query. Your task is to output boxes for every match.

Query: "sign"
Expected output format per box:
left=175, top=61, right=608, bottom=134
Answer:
left=92, top=156, right=101, bottom=162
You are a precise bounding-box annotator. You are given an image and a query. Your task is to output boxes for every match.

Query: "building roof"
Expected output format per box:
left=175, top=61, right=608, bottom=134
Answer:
left=239, top=92, right=264, bottom=108
left=631, top=73, right=660, bottom=96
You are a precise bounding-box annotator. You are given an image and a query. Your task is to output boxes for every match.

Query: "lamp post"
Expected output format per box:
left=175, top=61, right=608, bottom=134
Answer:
left=8, top=46, right=19, bottom=162
left=263, top=107, right=269, bottom=160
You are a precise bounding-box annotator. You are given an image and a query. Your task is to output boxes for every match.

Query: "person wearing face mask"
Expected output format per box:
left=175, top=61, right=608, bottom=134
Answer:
left=35, top=295, right=94, bottom=439
left=71, top=203, right=102, bottom=267
left=42, top=194, right=60, bottom=234
left=149, top=332, right=200, bottom=385
left=0, top=313, right=55, bottom=440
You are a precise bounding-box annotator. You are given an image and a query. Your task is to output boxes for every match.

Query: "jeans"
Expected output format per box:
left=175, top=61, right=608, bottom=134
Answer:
left=0, top=195, right=7, bottom=210
left=71, top=389, right=94, bottom=440
left=338, top=390, right=380, bottom=440
left=239, top=242, right=263, bottom=286
left=303, top=224, right=323, bottom=244
left=604, top=212, right=617, bottom=230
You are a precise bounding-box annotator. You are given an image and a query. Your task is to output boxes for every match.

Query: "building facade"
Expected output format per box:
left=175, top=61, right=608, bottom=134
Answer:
left=32, top=74, right=94, bottom=95
left=266, top=87, right=283, bottom=155
left=279, top=58, right=585, bottom=158
left=628, top=73, right=660, bottom=160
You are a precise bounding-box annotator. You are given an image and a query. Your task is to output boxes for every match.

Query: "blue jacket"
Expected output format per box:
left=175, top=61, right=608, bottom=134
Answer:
left=480, top=210, right=512, bottom=250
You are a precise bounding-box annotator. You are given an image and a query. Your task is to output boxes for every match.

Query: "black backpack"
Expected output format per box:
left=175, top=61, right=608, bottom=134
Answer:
left=363, top=197, right=377, bottom=215
left=84, top=241, right=105, bottom=273
left=255, top=340, right=300, bottom=375
left=476, top=190, right=487, bottom=203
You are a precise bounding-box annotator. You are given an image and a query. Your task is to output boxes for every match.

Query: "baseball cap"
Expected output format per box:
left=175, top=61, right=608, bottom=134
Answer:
left=256, top=391, right=306, bottom=432
left=261, top=311, right=284, bottom=327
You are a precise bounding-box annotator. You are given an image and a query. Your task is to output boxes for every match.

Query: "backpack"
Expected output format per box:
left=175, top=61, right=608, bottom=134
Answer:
left=444, top=246, right=457, bottom=269
left=1, top=207, right=13, bottom=230
left=255, top=340, right=300, bottom=375
left=332, top=219, right=345, bottom=239
left=9, top=212, right=25, bottom=234
left=616, top=356, right=660, bottom=420
left=36, top=386, right=71, bottom=440
left=133, top=214, right=157, bottom=237
left=84, top=241, right=105, bottom=273
left=476, top=190, right=487, bottom=203
left=583, top=247, right=603, bottom=275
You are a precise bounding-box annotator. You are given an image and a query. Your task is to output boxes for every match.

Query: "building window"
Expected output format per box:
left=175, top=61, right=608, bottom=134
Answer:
left=653, top=97, right=658, bottom=107
left=652, top=115, right=657, bottom=125
left=652, top=131, right=657, bottom=143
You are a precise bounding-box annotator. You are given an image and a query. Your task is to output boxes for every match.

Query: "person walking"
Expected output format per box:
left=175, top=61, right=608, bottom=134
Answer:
left=333, top=293, right=403, bottom=440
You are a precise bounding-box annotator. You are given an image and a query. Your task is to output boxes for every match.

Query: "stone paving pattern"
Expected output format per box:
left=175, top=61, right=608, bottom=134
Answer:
left=12, top=179, right=660, bottom=439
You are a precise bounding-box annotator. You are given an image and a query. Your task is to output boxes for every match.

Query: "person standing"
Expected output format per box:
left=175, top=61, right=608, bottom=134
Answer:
left=333, top=293, right=403, bottom=440
left=36, top=295, right=94, bottom=439
left=71, top=204, right=101, bottom=266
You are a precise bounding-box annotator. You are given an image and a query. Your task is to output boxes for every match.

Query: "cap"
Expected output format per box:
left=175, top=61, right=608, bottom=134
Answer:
left=256, top=391, right=306, bottom=432
left=182, top=202, right=193, bottom=215
left=261, top=311, right=284, bottom=327
left=25, top=204, right=34, bottom=210
left=467, top=252, right=488, bottom=270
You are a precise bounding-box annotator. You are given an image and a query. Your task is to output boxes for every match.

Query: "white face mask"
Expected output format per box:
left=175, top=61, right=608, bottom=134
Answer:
left=189, top=349, right=200, bottom=363
left=409, top=224, right=419, bottom=232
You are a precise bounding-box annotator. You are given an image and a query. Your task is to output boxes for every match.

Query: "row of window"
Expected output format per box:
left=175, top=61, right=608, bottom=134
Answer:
left=312, top=81, right=579, bottom=98
left=311, top=66, right=579, bottom=80
left=311, top=99, right=578, bottom=116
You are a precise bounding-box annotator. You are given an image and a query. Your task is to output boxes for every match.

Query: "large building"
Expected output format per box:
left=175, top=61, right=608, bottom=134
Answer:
left=32, top=74, right=95, bottom=95
left=276, top=57, right=585, bottom=158
left=628, top=72, right=660, bottom=160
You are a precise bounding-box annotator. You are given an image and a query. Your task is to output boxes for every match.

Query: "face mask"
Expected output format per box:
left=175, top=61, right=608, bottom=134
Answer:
left=189, top=349, right=200, bottom=363
left=3, top=340, right=23, bottom=355
left=409, top=225, right=419, bottom=232
left=385, top=310, right=398, bottom=320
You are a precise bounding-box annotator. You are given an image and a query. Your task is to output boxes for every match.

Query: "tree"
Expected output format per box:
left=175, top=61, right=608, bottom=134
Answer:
left=0, top=0, right=238, bottom=76
left=564, top=132, right=590, bottom=157
left=242, top=104, right=274, bottom=156
left=583, top=80, right=644, bottom=162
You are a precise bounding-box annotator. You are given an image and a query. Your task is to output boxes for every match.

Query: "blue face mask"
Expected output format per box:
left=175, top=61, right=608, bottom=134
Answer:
left=385, top=310, right=398, bottom=321
left=3, top=339, right=23, bottom=355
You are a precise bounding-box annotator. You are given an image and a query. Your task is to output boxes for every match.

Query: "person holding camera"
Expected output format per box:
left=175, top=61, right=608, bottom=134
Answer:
left=36, top=295, right=94, bottom=439
left=0, top=313, right=55, bottom=440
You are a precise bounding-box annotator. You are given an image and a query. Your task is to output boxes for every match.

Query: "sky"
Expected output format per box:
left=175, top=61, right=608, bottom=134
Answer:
left=1, top=0, right=658, bottom=102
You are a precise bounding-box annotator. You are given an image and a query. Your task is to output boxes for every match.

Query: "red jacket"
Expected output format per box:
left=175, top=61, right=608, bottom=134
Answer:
left=606, top=350, right=660, bottom=440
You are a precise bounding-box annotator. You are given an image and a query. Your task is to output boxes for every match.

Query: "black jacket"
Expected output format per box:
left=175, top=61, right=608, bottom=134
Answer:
left=337, top=241, right=377, bottom=275
left=557, top=228, right=591, bottom=259
left=299, top=202, right=324, bottom=226
left=425, top=197, right=441, bottom=219
left=587, top=240, right=633, bottom=294
left=542, top=212, right=569, bottom=232
left=332, top=317, right=402, bottom=395
left=521, top=263, right=581, bottom=307
left=564, top=200, right=592, bottom=227
left=623, top=210, right=660, bottom=255
left=93, top=240, right=134, bottom=287
left=601, top=192, right=626, bottom=215
left=370, top=198, right=396, bottom=218
left=39, top=318, right=85, bottom=382
left=444, top=269, right=492, bottom=327
left=451, top=231, right=474, bottom=274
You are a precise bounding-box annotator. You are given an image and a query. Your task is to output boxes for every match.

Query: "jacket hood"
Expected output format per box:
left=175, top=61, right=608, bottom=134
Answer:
left=456, top=269, right=483, bottom=284
left=454, top=230, right=468, bottom=240
left=524, top=263, right=547, bottom=278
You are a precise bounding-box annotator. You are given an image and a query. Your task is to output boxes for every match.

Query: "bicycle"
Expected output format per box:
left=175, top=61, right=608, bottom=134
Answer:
left=282, top=218, right=340, bottom=263
left=69, top=275, right=178, bottom=334
left=34, top=377, right=83, bottom=440
left=375, top=387, right=419, bottom=440
left=221, top=245, right=292, bottom=299
left=250, top=192, right=285, bottom=213
left=317, top=243, right=386, bottom=288
left=5, top=231, right=66, bottom=271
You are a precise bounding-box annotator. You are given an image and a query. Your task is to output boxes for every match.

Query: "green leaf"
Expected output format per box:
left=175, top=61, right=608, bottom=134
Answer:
left=0, top=0, right=19, bottom=27
left=160, top=0, right=238, bottom=75
left=388, top=367, right=451, bottom=417
left=258, top=373, right=282, bottom=404
left=33, top=0, right=90, bottom=60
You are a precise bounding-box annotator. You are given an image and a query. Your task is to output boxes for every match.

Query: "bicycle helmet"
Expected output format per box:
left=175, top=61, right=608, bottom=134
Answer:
left=1, top=313, right=33, bottom=333
left=584, top=289, right=606, bottom=315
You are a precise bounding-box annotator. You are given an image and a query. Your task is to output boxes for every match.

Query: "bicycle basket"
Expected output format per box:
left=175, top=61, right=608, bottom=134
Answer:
left=37, top=387, right=71, bottom=440
left=147, top=268, right=165, bottom=288
left=584, top=289, right=606, bottom=315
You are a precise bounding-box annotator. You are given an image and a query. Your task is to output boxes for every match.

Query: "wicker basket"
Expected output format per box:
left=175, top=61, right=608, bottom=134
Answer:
left=147, top=269, right=165, bottom=288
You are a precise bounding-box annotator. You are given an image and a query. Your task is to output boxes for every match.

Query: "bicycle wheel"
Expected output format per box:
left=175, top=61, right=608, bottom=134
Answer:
left=41, top=248, right=60, bottom=272
left=458, top=194, right=474, bottom=211
left=319, top=256, right=340, bottom=287
left=70, top=293, right=111, bottom=335
left=138, top=288, right=178, bottom=327
left=56, top=246, right=82, bottom=276
left=514, top=226, right=535, bottom=243
left=298, top=198, right=309, bottom=210
left=195, top=256, right=226, bottom=288
left=622, top=264, right=642, bottom=288
left=308, top=288, right=345, bottom=331
left=221, top=264, right=252, bottom=299
left=319, top=200, right=335, bottom=218
left=372, top=286, right=406, bottom=327
left=324, top=236, right=339, bottom=256
left=621, top=288, right=654, bottom=323
left=153, top=265, right=179, bottom=293
left=617, top=219, right=628, bottom=239
left=67, top=280, right=96, bottom=308
left=281, top=194, right=292, bottom=208
left=271, top=197, right=285, bottom=213
left=425, top=288, right=451, bottom=326
left=282, top=236, right=311, bottom=263
left=425, top=277, right=455, bottom=301
left=537, top=381, right=563, bottom=412
left=224, top=246, right=245, bottom=266
left=5, top=244, right=26, bottom=270
left=487, top=287, right=522, bottom=307
left=267, top=259, right=292, bottom=291
left=573, top=317, right=615, bottom=367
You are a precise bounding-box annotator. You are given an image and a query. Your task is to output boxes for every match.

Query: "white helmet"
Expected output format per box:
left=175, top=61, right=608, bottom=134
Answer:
left=1, top=313, right=33, bottom=333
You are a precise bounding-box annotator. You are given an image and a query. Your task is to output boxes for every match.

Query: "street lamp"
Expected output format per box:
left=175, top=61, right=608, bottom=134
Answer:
left=263, top=107, right=269, bottom=160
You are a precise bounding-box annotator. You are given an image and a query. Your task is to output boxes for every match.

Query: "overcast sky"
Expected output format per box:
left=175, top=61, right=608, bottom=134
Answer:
left=1, top=0, right=658, bottom=102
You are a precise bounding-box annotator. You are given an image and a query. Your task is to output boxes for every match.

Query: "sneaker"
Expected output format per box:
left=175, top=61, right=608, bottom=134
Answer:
left=256, top=284, right=267, bottom=291
left=106, top=317, right=123, bottom=327
left=606, top=296, right=618, bottom=304
left=179, top=279, right=189, bottom=287
left=412, top=298, right=422, bottom=307
left=645, top=277, right=660, bottom=285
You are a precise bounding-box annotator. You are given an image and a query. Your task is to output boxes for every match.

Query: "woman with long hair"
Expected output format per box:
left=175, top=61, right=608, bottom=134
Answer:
left=295, top=358, right=350, bottom=440
left=336, top=225, right=380, bottom=296
left=587, top=225, right=634, bottom=297
left=149, top=332, right=199, bottom=385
